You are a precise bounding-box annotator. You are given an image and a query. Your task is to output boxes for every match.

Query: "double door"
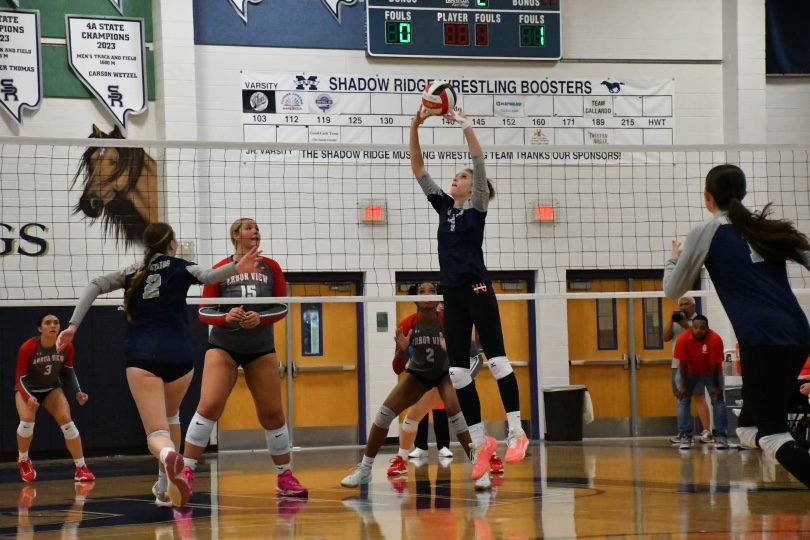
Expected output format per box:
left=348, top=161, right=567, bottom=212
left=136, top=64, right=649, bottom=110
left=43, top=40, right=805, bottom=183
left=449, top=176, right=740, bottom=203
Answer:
left=567, top=275, right=682, bottom=437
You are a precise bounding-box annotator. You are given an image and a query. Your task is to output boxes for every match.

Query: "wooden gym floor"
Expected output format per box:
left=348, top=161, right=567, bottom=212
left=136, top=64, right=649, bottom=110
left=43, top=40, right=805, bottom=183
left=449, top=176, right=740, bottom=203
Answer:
left=2, top=440, right=810, bottom=539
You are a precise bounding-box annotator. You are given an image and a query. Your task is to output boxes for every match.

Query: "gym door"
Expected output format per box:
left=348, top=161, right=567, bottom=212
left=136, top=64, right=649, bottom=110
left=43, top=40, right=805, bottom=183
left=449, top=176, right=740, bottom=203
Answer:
left=567, top=275, right=681, bottom=437
left=395, top=274, right=535, bottom=438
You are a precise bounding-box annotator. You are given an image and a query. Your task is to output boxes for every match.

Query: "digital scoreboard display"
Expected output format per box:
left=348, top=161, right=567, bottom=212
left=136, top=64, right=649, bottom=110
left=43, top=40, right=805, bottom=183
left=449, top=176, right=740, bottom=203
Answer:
left=367, top=0, right=561, bottom=60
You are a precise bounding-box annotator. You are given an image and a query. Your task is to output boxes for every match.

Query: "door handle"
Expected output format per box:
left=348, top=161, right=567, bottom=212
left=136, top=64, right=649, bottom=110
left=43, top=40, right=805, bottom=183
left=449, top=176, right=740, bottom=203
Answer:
left=568, top=359, right=627, bottom=366
left=622, top=354, right=629, bottom=370
left=291, top=363, right=356, bottom=377
left=278, top=361, right=286, bottom=379
left=509, top=361, right=529, bottom=367
left=635, top=354, right=641, bottom=369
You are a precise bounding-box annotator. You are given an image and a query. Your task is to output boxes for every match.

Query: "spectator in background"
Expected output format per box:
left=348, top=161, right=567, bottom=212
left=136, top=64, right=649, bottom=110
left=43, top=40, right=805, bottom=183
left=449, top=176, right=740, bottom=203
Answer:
left=665, top=296, right=712, bottom=444
left=674, top=315, right=728, bottom=450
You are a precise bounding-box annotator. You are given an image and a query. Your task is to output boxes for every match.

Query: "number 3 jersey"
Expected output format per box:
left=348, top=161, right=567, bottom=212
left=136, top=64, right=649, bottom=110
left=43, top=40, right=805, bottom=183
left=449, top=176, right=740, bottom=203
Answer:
left=199, top=256, right=287, bottom=354
left=15, top=338, right=81, bottom=400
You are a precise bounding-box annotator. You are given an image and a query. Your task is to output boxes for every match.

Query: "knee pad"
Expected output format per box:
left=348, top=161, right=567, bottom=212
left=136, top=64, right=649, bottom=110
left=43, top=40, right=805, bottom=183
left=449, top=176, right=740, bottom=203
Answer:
left=167, top=413, right=180, bottom=425
left=61, top=422, right=79, bottom=440
left=373, top=406, right=397, bottom=430
left=736, top=426, right=758, bottom=449
left=265, top=424, right=291, bottom=456
left=401, top=417, right=419, bottom=433
left=17, top=421, right=34, bottom=438
left=185, top=413, right=215, bottom=447
left=448, top=412, right=468, bottom=434
left=449, top=367, right=473, bottom=389
left=759, top=433, right=794, bottom=459
left=487, top=356, right=513, bottom=380
left=147, top=429, right=171, bottom=443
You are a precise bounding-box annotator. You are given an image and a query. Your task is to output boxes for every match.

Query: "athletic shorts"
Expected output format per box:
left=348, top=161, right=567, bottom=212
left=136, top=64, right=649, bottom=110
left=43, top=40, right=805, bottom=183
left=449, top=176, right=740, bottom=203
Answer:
left=406, top=368, right=447, bottom=390
left=15, top=388, right=56, bottom=402
left=207, top=344, right=276, bottom=368
left=126, top=359, right=194, bottom=383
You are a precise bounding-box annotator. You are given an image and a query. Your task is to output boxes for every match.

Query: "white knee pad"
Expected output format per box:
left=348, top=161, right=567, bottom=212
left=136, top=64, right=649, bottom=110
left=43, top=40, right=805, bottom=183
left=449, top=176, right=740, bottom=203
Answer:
left=736, top=426, right=758, bottom=449
left=759, top=433, right=795, bottom=459
left=17, top=421, right=34, bottom=438
left=147, top=429, right=171, bottom=443
left=265, top=424, right=291, bottom=456
left=448, top=412, right=468, bottom=434
left=61, top=422, right=79, bottom=440
left=167, top=413, right=180, bottom=425
left=373, top=406, right=397, bottom=430
left=185, top=413, right=215, bottom=447
left=401, top=417, right=419, bottom=433
left=487, top=356, right=514, bottom=380
left=449, top=367, right=473, bottom=389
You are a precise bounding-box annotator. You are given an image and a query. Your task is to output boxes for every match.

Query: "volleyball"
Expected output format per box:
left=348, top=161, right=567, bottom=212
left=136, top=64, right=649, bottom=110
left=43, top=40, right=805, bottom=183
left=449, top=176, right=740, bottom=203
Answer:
left=421, top=80, right=457, bottom=116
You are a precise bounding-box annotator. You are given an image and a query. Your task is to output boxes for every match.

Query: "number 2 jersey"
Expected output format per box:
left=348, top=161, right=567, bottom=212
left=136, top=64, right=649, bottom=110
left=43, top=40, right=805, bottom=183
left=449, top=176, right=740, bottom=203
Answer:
left=15, top=338, right=81, bottom=401
left=70, top=254, right=238, bottom=365
left=198, top=256, right=287, bottom=354
left=397, top=312, right=481, bottom=381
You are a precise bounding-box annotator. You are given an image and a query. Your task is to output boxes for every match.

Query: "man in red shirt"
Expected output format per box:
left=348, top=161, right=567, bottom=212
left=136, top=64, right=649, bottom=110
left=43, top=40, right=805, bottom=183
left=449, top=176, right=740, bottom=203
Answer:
left=674, top=315, right=728, bottom=450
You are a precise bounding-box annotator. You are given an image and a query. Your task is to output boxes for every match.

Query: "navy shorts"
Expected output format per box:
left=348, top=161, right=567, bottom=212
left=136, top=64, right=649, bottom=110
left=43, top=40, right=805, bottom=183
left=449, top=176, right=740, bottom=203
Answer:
left=406, top=368, right=447, bottom=390
left=126, top=359, right=194, bottom=383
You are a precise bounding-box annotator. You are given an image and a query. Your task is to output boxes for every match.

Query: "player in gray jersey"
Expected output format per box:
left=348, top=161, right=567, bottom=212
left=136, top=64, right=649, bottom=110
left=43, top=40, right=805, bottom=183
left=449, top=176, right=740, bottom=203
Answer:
left=342, top=282, right=478, bottom=489
left=185, top=218, right=307, bottom=498
left=14, top=314, right=93, bottom=483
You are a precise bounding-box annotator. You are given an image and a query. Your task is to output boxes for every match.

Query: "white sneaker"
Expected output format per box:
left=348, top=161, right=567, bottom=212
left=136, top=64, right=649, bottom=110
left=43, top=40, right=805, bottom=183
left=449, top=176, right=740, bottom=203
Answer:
left=408, top=448, right=429, bottom=459
left=341, top=465, right=373, bottom=488
left=438, top=447, right=454, bottom=459
left=475, top=471, right=491, bottom=491
left=152, top=481, right=172, bottom=508
left=698, top=430, right=714, bottom=443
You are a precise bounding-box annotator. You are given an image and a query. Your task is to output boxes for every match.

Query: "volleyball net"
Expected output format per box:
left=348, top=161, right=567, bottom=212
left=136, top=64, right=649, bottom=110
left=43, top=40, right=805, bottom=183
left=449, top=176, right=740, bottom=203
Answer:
left=2, top=138, right=810, bottom=304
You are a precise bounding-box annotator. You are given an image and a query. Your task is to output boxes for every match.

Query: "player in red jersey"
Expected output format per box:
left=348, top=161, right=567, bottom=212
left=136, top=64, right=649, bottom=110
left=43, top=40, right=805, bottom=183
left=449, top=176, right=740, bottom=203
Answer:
left=342, top=282, right=477, bottom=489
left=15, top=314, right=93, bottom=483
left=184, top=218, right=307, bottom=498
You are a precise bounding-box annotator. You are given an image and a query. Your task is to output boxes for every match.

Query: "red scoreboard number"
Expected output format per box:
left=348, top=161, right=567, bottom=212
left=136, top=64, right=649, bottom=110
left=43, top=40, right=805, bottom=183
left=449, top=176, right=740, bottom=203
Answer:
left=443, top=23, right=490, bottom=46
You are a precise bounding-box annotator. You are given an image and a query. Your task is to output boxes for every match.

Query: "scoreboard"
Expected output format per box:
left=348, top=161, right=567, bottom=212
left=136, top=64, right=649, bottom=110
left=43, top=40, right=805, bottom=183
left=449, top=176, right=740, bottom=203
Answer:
left=366, top=0, right=561, bottom=61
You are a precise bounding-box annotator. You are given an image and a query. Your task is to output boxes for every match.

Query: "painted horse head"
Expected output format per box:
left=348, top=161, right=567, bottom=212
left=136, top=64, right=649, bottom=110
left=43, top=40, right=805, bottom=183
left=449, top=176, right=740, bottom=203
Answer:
left=72, top=125, right=159, bottom=247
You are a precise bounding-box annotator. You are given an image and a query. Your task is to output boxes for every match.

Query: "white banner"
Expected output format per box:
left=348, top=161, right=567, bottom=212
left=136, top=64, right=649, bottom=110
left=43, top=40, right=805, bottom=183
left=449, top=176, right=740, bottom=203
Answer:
left=241, top=72, right=675, bottom=148
left=66, top=15, right=146, bottom=131
left=0, top=9, right=41, bottom=124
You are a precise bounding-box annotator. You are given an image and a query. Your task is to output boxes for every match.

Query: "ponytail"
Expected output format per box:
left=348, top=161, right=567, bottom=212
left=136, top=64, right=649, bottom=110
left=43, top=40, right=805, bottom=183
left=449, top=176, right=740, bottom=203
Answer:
left=123, top=222, right=175, bottom=322
left=123, top=250, right=153, bottom=322
left=727, top=199, right=810, bottom=265
left=705, top=164, right=810, bottom=264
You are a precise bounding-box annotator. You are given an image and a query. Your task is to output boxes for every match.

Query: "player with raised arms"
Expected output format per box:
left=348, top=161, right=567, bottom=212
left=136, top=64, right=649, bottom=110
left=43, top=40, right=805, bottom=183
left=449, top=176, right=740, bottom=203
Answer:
left=184, top=218, right=307, bottom=499
left=57, top=222, right=263, bottom=507
left=341, top=282, right=476, bottom=488
left=664, top=164, right=810, bottom=487
left=410, top=102, right=528, bottom=489
left=15, top=314, right=94, bottom=483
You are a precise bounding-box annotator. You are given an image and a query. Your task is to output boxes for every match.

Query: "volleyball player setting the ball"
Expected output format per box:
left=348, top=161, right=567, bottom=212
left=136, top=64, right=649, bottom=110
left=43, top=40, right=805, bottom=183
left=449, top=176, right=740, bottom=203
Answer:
left=664, top=164, right=810, bottom=488
left=15, top=314, right=93, bottom=483
left=410, top=107, right=528, bottom=487
left=186, top=218, right=307, bottom=498
left=342, top=282, right=476, bottom=488
left=58, top=222, right=263, bottom=507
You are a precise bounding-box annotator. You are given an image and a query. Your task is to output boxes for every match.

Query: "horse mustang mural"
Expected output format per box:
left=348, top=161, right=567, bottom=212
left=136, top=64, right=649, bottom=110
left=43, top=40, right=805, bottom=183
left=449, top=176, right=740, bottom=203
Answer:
left=71, top=125, right=160, bottom=247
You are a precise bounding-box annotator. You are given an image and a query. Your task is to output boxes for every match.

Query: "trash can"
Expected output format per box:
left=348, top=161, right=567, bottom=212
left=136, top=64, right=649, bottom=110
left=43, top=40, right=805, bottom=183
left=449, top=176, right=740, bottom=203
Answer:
left=543, top=385, right=587, bottom=441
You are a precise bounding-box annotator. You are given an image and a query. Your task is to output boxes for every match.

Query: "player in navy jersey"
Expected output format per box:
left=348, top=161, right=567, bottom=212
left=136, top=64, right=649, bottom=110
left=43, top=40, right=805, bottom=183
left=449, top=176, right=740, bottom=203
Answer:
left=14, top=314, right=93, bottom=483
left=184, top=218, right=307, bottom=498
left=410, top=107, right=528, bottom=488
left=57, top=222, right=263, bottom=507
left=664, top=164, right=810, bottom=487
left=341, top=282, right=476, bottom=489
